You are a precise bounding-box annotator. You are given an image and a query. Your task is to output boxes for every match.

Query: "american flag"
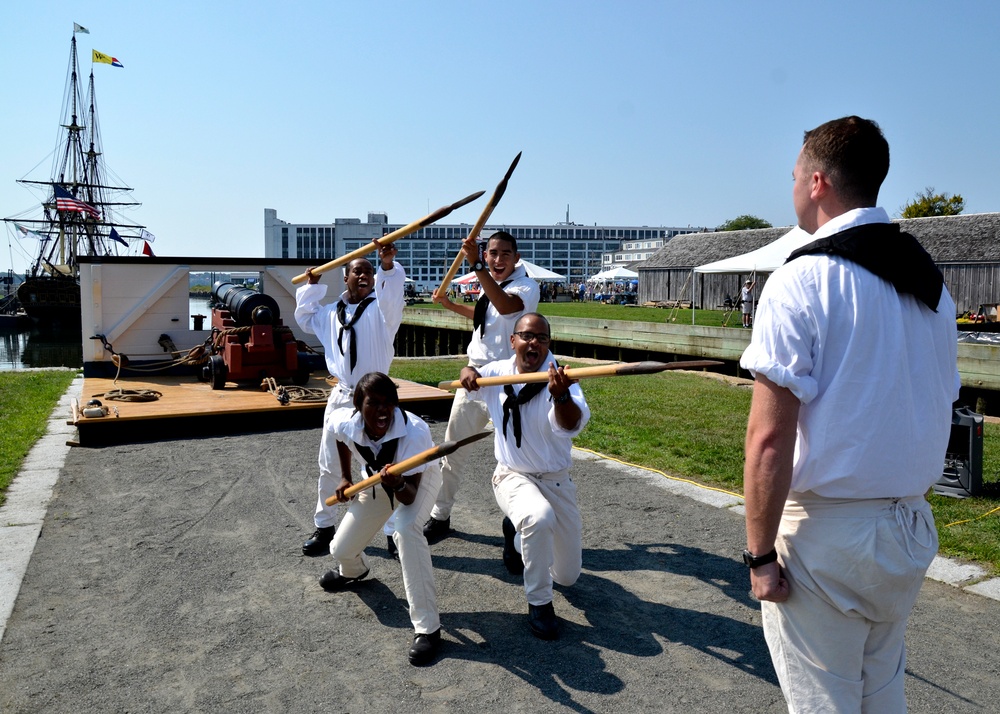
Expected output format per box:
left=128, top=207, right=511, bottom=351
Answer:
left=53, top=185, right=101, bottom=220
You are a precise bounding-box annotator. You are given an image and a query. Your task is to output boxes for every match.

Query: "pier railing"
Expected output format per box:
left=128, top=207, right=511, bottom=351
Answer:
left=401, top=308, right=1000, bottom=391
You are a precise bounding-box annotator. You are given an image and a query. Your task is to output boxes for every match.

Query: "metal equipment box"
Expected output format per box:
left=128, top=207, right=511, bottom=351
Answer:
left=934, top=406, right=984, bottom=498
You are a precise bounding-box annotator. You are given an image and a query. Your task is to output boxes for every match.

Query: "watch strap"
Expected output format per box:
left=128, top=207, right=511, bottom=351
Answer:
left=742, top=548, right=778, bottom=568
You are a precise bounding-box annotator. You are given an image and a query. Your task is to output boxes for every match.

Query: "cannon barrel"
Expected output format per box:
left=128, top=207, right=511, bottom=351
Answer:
left=212, top=281, right=281, bottom=327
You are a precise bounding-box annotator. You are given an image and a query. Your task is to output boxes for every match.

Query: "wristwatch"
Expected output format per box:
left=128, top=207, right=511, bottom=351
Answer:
left=742, top=548, right=778, bottom=568
left=472, top=261, right=486, bottom=272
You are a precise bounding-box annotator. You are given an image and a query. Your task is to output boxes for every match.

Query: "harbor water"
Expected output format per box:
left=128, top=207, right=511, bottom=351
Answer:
left=0, top=296, right=214, bottom=371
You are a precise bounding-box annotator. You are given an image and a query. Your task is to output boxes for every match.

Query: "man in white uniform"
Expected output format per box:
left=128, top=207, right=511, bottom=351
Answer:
left=740, top=116, right=959, bottom=712
left=424, top=230, right=539, bottom=541
left=740, top=278, right=756, bottom=328
left=460, top=312, right=590, bottom=640
left=295, top=242, right=405, bottom=556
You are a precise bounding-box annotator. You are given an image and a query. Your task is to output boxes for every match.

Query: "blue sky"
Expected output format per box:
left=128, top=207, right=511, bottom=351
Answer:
left=2, top=1, right=998, bottom=273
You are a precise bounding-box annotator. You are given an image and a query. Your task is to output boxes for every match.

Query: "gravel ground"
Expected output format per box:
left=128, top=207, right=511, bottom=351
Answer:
left=1, top=415, right=999, bottom=713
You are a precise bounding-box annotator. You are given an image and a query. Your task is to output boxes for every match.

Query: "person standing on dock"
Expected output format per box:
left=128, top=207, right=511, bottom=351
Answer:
left=740, top=278, right=756, bottom=328
left=320, top=372, right=443, bottom=666
left=740, top=116, right=960, bottom=712
left=295, top=241, right=406, bottom=557
left=423, top=230, right=539, bottom=542
left=460, top=312, right=590, bottom=640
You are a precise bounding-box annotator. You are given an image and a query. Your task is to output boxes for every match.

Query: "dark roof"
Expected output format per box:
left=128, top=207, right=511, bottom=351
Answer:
left=902, top=213, right=1000, bottom=262
left=639, top=213, right=1000, bottom=271
left=639, top=226, right=789, bottom=270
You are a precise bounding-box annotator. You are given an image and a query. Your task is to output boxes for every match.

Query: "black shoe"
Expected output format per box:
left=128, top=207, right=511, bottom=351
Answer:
left=386, top=535, right=398, bottom=560
left=408, top=629, right=441, bottom=666
left=302, top=526, right=335, bottom=557
left=502, top=517, right=524, bottom=575
left=422, top=516, right=451, bottom=542
left=318, top=568, right=369, bottom=592
left=528, top=602, right=559, bottom=641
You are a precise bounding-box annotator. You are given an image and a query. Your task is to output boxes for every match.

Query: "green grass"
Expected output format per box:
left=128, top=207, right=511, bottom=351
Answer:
left=390, top=356, right=1000, bottom=574
left=930, top=421, right=1000, bottom=569
left=390, top=357, right=750, bottom=490
left=0, top=370, right=77, bottom=508
left=409, top=301, right=739, bottom=328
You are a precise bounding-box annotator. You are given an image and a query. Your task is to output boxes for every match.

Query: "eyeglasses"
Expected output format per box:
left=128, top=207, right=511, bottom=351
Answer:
left=513, top=331, right=551, bottom=344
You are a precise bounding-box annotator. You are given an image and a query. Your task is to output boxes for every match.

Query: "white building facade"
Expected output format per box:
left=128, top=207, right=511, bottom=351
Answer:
left=265, top=208, right=704, bottom=291
left=600, top=228, right=707, bottom=271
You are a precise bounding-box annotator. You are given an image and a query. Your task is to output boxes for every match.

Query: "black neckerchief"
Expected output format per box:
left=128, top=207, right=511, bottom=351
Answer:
left=502, top=381, right=547, bottom=448
left=786, top=222, right=943, bottom=311
left=336, top=296, right=376, bottom=371
left=473, top=279, right=513, bottom=337
left=354, top=411, right=408, bottom=504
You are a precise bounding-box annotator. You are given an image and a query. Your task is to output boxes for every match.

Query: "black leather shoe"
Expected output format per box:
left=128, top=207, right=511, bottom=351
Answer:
left=408, top=629, right=441, bottom=666
left=502, top=517, right=524, bottom=575
left=386, top=535, right=398, bottom=560
left=422, top=516, right=451, bottom=542
left=302, top=526, right=335, bottom=557
left=528, top=602, right=559, bottom=640
left=318, top=568, right=369, bottom=592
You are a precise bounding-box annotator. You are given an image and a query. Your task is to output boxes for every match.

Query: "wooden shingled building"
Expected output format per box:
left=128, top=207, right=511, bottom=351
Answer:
left=637, top=213, right=1000, bottom=314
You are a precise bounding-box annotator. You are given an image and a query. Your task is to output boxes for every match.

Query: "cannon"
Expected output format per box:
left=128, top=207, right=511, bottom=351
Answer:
left=202, top=281, right=310, bottom=390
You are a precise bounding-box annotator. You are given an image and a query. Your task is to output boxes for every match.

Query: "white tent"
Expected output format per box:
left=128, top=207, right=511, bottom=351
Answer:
left=688, top=225, right=813, bottom=325
left=453, top=260, right=567, bottom=285
left=587, top=266, right=639, bottom=282
left=694, top=226, right=812, bottom=274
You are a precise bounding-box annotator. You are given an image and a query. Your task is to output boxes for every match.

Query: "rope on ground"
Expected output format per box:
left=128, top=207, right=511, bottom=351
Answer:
left=262, top=377, right=330, bottom=406
left=573, top=446, right=744, bottom=499
left=943, top=504, right=1000, bottom=528
left=93, top=334, right=213, bottom=386
left=92, top=388, right=163, bottom=402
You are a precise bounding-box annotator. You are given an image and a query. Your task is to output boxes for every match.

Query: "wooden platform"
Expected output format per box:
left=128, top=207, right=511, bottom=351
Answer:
left=70, top=373, right=454, bottom=447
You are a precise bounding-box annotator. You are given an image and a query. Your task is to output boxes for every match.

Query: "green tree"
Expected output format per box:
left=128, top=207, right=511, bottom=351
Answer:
left=716, top=214, right=772, bottom=231
left=901, top=188, right=965, bottom=218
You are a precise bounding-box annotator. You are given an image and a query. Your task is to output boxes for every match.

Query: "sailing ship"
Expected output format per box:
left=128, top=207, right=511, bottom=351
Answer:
left=3, top=28, right=147, bottom=328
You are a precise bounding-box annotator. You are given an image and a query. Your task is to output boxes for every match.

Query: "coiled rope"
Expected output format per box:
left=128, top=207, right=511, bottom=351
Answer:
left=92, top=388, right=163, bottom=402
left=261, top=377, right=330, bottom=405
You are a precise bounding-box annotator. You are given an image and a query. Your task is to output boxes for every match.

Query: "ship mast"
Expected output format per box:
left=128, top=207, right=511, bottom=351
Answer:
left=4, top=30, right=147, bottom=285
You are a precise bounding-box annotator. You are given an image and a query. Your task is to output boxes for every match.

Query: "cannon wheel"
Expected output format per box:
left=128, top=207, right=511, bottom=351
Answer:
left=208, top=355, right=228, bottom=390
left=293, top=369, right=310, bottom=386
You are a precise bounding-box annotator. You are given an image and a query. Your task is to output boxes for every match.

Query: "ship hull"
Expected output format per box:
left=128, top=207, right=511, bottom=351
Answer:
left=16, top=275, right=82, bottom=327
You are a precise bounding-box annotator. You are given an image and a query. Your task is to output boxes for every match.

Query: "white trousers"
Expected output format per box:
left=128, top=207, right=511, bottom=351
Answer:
left=314, top=384, right=354, bottom=528
left=430, top=387, right=490, bottom=521
left=330, top=468, right=443, bottom=634
left=492, top=464, right=582, bottom=606
left=763, top=493, right=937, bottom=714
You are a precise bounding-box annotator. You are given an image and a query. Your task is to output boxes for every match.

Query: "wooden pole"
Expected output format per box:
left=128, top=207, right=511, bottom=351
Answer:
left=436, top=359, right=722, bottom=390
left=324, top=431, right=491, bottom=505
left=291, top=190, right=485, bottom=285
left=437, top=152, right=522, bottom=297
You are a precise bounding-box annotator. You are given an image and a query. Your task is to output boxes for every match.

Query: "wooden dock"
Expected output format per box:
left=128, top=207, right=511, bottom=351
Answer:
left=71, top=373, right=454, bottom=447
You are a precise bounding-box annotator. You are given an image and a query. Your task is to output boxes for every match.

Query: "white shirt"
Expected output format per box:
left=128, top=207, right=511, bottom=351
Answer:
left=468, top=353, right=590, bottom=474
left=322, top=406, right=436, bottom=481
left=740, top=207, right=960, bottom=498
left=294, top=262, right=405, bottom=388
left=466, top=264, right=540, bottom=367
